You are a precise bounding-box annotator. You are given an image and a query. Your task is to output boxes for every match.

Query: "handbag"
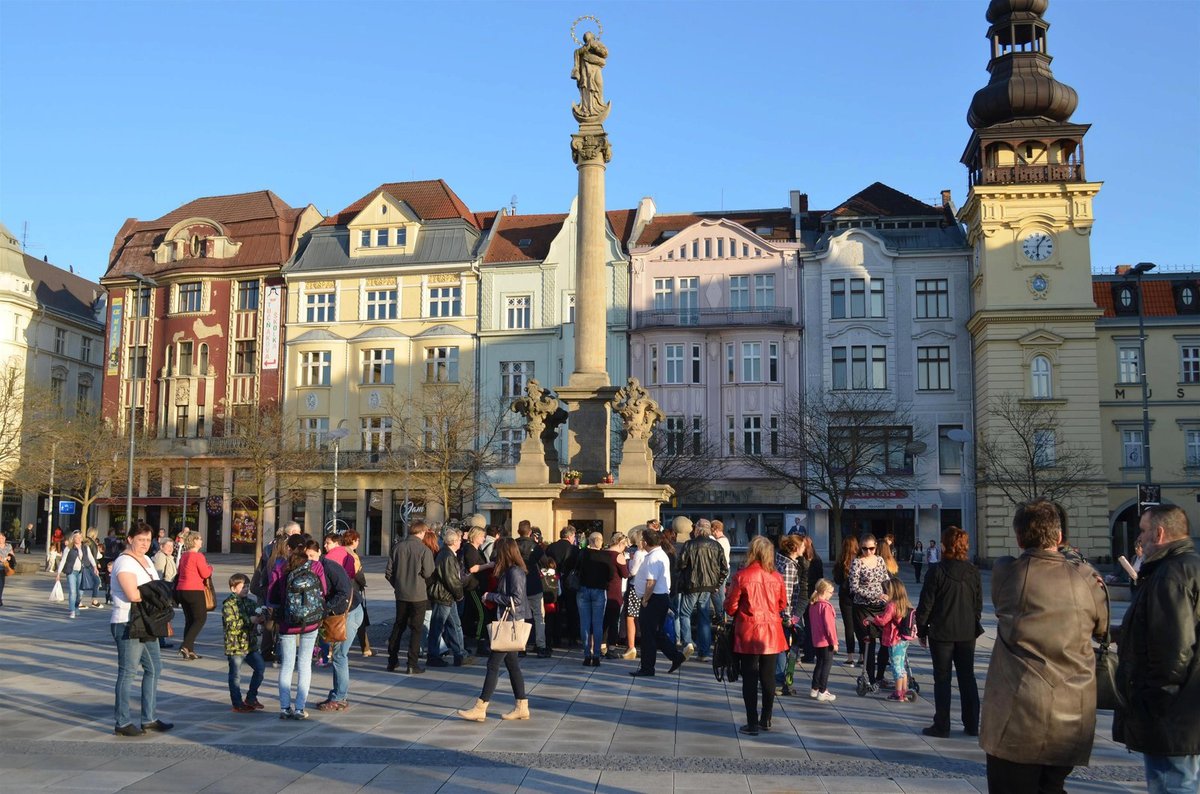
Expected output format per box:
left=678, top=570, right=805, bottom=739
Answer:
left=322, top=600, right=350, bottom=643
left=49, top=580, right=65, bottom=602
left=203, top=577, right=216, bottom=611
left=487, top=601, right=532, bottom=652
left=1095, top=581, right=1122, bottom=711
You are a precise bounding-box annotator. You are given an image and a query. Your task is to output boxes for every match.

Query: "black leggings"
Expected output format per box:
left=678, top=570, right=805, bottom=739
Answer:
left=811, top=646, right=833, bottom=692
left=838, top=589, right=858, bottom=656
left=740, top=653, right=778, bottom=726
left=603, top=599, right=622, bottom=647
left=481, top=650, right=526, bottom=701
left=177, top=589, right=208, bottom=653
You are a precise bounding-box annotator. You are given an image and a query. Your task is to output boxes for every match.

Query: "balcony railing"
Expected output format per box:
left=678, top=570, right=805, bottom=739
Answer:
left=971, top=163, right=1084, bottom=187
left=636, top=307, right=794, bottom=329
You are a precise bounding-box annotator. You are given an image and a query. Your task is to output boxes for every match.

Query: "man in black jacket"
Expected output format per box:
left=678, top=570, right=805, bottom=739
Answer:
left=460, top=526, right=490, bottom=653
left=427, top=527, right=474, bottom=667
left=384, top=521, right=434, bottom=673
left=677, top=519, right=728, bottom=661
left=1115, top=505, right=1200, bottom=794
left=544, top=525, right=580, bottom=647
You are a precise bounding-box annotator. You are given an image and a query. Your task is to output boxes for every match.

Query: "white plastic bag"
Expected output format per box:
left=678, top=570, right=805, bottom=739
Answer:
left=49, top=580, right=65, bottom=603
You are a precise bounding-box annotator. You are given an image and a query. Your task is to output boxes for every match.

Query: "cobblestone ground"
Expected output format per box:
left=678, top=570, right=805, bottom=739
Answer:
left=0, top=554, right=1145, bottom=793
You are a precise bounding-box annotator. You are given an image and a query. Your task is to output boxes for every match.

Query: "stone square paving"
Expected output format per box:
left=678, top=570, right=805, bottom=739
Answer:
left=0, top=554, right=1146, bottom=793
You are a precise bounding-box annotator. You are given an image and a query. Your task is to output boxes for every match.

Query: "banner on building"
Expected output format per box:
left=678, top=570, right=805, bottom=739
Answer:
left=106, top=296, right=124, bottom=376
left=261, top=285, right=282, bottom=370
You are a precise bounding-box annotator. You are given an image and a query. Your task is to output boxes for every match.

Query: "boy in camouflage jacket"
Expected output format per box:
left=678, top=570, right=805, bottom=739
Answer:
left=222, top=573, right=266, bottom=712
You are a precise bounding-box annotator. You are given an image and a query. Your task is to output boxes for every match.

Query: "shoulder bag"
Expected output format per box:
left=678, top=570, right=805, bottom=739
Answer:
left=488, top=598, right=532, bottom=652
left=203, top=576, right=216, bottom=611
left=1094, top=580, right=1121, bottom=711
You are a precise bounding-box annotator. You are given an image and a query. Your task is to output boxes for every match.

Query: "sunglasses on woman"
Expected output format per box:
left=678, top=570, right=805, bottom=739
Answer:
left=863, top=546, right=877, bottom=552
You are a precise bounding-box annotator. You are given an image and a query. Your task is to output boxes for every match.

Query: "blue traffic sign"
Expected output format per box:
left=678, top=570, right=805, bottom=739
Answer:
left=58, top=500, right=76, bottom=515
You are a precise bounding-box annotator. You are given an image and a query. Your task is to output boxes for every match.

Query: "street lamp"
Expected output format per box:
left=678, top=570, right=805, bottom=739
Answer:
left=125, top=273, right=158, bottom=532
left=905, top=441, right=928, bottom=546
left=1124, top=262, right=1155, bottom=509
left=323, top=428, right=349, bottom=534
left=946, top=428, right=975, bottom=554
left=177, top=444, right=200, bottom=533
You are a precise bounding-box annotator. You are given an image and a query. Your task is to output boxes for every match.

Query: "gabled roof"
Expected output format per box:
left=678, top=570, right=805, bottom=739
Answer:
left=822, top=182, right=944, bottom=220
left=484, top=213, right=568, bottom=264
left=104, top=190, right=312, bottom=280
left=634, top=209, right=793, bottom=247
left=23, top=252, right=104, bottom=327
left=1093, top=277, right=1188, bottom=318
left=320, top=179, right=477, bottom=229
left=606, top=209, right=637, bottom=250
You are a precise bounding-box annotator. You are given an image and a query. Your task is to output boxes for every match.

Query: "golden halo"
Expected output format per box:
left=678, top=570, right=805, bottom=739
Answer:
left=570, top=15, right=603, bottom=46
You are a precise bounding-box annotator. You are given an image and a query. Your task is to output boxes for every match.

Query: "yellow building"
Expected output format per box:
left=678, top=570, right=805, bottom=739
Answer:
left=1094, top=270, right=1200, bottom=555
left=280, top=180, right=486, bottom=555
left=958, top=1, right=1109, bottom=559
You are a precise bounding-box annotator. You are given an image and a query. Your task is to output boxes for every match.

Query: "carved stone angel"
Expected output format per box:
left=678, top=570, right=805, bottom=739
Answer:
left=611, top=376, right=665, bottom=441
left=510, top=378, right=560, bottom=437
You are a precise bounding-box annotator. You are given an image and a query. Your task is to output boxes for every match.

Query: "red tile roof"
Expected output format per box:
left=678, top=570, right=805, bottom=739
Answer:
left=823, top=182, right=944, bottom=220
left=1093, top=279, right=1181, bottom=318
left=606, top=209, right=637, bottom=249
left=634, top=209, right=793, bottom=247
left=320, top=179, right=477, bottom=229
left=103, top=190, right=311, bottom=280
left=484, top=213, right=567, bottom=264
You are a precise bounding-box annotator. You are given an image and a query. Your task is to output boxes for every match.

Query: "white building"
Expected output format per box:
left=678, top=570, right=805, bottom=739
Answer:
left=0, top=222, right=105, bottom=538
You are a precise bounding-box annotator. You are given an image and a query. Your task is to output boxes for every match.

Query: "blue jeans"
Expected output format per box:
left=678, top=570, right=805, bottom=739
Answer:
left=1145, top=754, right=1200, bottom=794
left=226, top=651, right=265, bottom=707
left=421, top=608, right=449, bottom=657
left=679, top=591, right=713, bottom=656
left=328, top=605, right=364, bottom=702
left=277, top=630, right=318, bottom=712
left=428, top=602, right=467, bottom=661
left=670, top=593, right=682, bottom=643
left=65, top=571, right=81, bottom=616
left=111, top=622, right=161, bottom=728
left=577, top=587, right=607, bottom=658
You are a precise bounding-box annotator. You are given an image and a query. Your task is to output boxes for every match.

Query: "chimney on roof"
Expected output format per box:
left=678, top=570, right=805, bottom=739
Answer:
left=43, top=255, right=48, bottom=262
left=1115, top=264, right=1132, bottom=275
left=941, top=190, right=953, bottom=207
left=790, top=190, right=809, bottom=214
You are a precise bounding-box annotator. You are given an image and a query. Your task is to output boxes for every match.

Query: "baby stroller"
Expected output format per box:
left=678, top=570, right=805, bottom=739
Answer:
left=855, top=607, right=921, bottom=701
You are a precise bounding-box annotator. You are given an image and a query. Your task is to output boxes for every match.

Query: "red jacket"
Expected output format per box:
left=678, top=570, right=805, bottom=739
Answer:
left=176, top=550, right=213, bottom=591
left=725, top=561, right=788, bottom=655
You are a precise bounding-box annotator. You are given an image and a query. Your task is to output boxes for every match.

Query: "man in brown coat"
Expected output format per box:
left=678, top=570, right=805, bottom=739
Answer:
left=980, top=499, right=1108, bottom=793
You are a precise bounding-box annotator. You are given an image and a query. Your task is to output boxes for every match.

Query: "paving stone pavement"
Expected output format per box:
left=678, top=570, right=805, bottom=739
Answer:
left=0, top=554, right=1146, bottom=793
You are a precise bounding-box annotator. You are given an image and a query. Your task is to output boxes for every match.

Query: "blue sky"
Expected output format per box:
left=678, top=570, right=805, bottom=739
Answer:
left=1, top=0, right=1197, bottom=282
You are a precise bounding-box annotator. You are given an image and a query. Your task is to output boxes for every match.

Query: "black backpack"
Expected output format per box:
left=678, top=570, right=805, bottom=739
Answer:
left=283, top=563, right=325, bottom=627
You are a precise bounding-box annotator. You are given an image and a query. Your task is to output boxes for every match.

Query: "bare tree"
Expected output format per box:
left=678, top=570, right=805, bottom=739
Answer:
left=215, top=403, right=323, bottom=561
left=16, top=409, right=126, bottom=530
left=0, top=361, right=55, bottom=488
left=975, top=392, right=1103, bottom=506
left=383, top=380, right=508, bottom=524
left=742, top=389, right=922, bottom=550
left=649, top=419, right=722, bottom=505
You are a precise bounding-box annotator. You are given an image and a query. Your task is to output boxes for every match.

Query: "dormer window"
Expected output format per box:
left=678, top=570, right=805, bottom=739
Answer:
left=1114, top=284, right=1138, bottom=315
left=1176, top=283, right=1198, bottom=315
left=518, top=238, right=532, bottom=248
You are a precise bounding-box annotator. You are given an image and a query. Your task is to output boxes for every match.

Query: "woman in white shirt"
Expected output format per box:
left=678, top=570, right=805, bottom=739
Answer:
left=109, top=523, right=173, bottom=737
left=621, top=528, right=646, bottom=660
left=55, top=531, right=99, bottom=618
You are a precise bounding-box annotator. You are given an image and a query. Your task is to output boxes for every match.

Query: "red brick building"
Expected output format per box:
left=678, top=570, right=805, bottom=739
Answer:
left=99, top=191, right=321, bottom=550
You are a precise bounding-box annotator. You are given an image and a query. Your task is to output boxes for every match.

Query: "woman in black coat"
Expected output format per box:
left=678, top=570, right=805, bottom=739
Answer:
left=914, top=525, right=983, bottom=738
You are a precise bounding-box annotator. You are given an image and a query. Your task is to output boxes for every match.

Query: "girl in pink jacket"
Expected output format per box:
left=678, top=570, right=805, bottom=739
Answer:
left=806, top=579, right=839, bottom=702
left=863, top=577, right=914, bottom=701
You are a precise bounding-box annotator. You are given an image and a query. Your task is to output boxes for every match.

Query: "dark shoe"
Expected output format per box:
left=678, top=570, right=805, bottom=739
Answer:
left=760, top=718, right=772, bottom=732
left=386, top=660, right=399, bottom=672
left=629, top=670, right=655, bottom=677
left=114, top=723, right=145, bottom=737
left=405, top=665, right=425, bottom=675
left=922, top=725, right=950, bottom=738
left=739, top=724, right=759, bottom=736
left=246, top=700, right=265, bottom=710
left=316, top=699, right=348, bottom=712
left=453, top=656, right=475, bottom=667
left=537, top=647, right=553, bottom=658
left=142, top=720, right=173, bottom=732
left=426, top=657, right=450, bottom=668
left=780, top=685, right=794, bottom=697
left=591, top=657, right=601, bottom=667
left=964, top=726, right=979, bottom=737
left=582, top=657, right=593, bottom=667
left=667, top=658, right=684, bottom=674
left=232, top=704, right=256, bottom=713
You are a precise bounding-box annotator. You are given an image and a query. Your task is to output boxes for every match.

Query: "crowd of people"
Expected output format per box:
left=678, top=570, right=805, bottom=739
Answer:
left=15, top=499, right=1195, bottom=794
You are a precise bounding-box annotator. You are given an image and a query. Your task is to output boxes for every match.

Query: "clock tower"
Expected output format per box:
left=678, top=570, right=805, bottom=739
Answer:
left=958, top=0, right=1107, bottom=559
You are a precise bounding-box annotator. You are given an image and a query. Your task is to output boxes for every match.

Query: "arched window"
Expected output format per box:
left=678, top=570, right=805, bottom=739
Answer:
left=1031, top=355, right=1052, bottom=398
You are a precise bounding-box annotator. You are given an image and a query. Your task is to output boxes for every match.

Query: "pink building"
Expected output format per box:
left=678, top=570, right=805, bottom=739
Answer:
left=628, top=200, right=804, bottom=544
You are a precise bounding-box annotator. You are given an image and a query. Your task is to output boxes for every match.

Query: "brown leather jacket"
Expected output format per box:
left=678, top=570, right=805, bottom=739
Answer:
left=980, top=548, right=1108, bottom=767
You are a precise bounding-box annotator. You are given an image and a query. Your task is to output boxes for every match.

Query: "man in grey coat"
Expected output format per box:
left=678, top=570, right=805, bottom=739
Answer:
left=384, top=520, right=435, bottom=674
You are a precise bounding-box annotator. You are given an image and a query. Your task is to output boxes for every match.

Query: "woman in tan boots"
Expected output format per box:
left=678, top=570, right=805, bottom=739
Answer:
left=457, top=537, right=531, bottom=722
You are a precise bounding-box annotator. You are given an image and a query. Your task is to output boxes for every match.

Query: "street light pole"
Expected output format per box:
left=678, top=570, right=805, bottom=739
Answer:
left=125, top=274, right=157, bottom=532
left=1126, top=262, right=1155, bottom=504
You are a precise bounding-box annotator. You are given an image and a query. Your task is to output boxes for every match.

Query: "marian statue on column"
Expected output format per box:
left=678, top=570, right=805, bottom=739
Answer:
left=571, top=27, right=610, bottom=123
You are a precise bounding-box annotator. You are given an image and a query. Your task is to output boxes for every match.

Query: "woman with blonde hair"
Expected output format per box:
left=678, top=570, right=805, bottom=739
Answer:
left=725, top=536, right=788, bottom=735
left=877, top=537, right=900, bottom=576
left=56, top=531, right=100, bottom=617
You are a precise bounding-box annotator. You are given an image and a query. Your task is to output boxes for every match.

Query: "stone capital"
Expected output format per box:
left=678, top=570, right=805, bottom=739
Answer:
left=571, top=130, right=612, bottom=165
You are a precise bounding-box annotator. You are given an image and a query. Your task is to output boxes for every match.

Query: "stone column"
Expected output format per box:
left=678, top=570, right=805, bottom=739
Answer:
left=570, top=124, right=612, bottom=389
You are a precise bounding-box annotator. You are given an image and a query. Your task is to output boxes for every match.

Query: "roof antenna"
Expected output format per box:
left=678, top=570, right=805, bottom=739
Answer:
left=510, top=195, right=518, bottom=216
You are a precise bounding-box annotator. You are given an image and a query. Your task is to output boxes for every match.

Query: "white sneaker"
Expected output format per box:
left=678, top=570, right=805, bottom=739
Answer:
left=809, top=689, right=819, bottom=699
left=817, top=691, right=837, bottom=702
left=683, top=643, right=695, bottom=660
left=600, top=644, right=607, bottom=655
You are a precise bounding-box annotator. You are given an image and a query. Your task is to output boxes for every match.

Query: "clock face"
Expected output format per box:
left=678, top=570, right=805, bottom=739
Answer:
left=1022, top=231, right=1054, bottom=262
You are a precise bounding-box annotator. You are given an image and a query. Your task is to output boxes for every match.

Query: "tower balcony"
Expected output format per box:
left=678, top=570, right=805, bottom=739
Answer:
left=635, top=307, right=794, bottom=329
left=970, top=162, right=1084, bottom=187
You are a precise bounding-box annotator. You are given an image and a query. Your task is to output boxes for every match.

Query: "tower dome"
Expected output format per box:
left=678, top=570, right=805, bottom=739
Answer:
left=968, top=0, right=1078, bottom=129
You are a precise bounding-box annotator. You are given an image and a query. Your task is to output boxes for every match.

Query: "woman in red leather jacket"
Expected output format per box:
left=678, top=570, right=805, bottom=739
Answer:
left=725, top=535, right=788, bottom=736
